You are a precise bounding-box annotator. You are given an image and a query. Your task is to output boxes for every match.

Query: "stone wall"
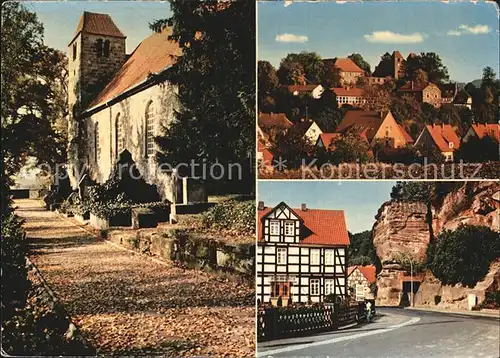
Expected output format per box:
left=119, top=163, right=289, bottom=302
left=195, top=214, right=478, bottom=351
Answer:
left=106, top=228, right=254, bottom=282
left=82, top=84, right=180, bottom=203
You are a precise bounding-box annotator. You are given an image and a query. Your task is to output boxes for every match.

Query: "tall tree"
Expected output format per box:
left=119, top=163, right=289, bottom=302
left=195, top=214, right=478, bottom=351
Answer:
left=151, top=1, right=255, bottom=191
left=404, top=52, right=449, bottom=83
left=278, top=52, right=324, bottom=85
left=258, top=60, right=279, bottom=112
left=348, top=53, right=371, bottom=74
left=481, top=66, right=496, bottom=89
left=1, top=2, right=68, bottom=180
left=277, top=59, right=306, bottom=85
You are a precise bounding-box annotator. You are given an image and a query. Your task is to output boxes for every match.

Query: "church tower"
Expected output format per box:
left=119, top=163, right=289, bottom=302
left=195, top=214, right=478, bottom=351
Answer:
left=67, top=12, right=126, bottom=187
left=68, top=11, right=126, bottom=114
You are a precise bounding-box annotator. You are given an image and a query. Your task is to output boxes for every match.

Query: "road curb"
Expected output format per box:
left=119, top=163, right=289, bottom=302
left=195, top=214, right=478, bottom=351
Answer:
left=406, top=307, right=500, bottom=319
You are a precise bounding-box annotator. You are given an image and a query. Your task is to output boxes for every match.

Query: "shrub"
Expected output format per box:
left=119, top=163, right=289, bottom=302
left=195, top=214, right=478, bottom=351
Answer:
left=429, top=224, right=500, bottom=287
left=482, top=291, right=500, bottom=309
left=1, top=214, right=30, bottom=320
left=201, top=200, right=255, bottom=235
left=434, top=295, right=441, bottom=305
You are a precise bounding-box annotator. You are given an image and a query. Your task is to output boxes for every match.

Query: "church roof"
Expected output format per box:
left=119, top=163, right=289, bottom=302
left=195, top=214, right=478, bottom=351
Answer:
left=87, top=27, right=182, bottom=110
left=74, top=12, right=126, bottom=40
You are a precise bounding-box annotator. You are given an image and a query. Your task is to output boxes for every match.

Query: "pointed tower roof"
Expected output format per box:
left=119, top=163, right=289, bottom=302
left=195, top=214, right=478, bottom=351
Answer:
left=71, top=11, right=125, bottom=44
left=392, top=50, right=404, bottom=59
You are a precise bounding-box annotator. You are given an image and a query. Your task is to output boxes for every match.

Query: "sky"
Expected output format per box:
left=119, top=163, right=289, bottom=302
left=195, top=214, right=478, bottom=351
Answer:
left=258, top=181, right=396, bottom=234
left=258, top=1, right=499, bottom=83
left=26, top=1, right=173, bottom=54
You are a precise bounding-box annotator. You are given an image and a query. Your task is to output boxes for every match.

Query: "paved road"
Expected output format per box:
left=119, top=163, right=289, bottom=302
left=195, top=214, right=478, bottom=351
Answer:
left=258, top=307, right=500, bottom=358
left=15, top=199, right=254, bottom=356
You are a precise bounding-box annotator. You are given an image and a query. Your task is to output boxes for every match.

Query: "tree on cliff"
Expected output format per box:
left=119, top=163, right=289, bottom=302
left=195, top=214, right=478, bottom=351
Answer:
left=390, top=182, right=433, bottom=202
left=151, top=1, right=255, bottom=191
left=429, top=224, right=500, bottom=287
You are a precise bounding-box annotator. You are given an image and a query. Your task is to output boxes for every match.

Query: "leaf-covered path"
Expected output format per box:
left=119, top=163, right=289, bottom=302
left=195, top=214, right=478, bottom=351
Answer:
left=15, top=199, right=255, bottom=357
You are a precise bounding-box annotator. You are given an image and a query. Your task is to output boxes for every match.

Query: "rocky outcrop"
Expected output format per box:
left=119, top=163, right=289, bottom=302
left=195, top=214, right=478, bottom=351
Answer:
left=374, top=181, right=500, bottom=308
left=373, top=201, right=430, bottom=262
left=432, top=181, right=499, bottom=234
left=415, top=262, right=500, bottom=309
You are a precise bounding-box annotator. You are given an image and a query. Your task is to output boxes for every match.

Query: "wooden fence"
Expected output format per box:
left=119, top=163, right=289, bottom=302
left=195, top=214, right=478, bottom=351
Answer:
left=257, top=302, right=370, bottom=342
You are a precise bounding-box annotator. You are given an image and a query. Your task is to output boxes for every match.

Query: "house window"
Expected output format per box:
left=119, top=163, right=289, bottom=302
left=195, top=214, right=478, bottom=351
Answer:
left=103, top=40, right=110, bottom=57
left=310, top=279, right=320, bottom=295
left=277, top=247, right=287, bottom=265
left=311, top=249, right=320, bottom=265
left=95, top=123, right=100, bottom=163
left=270, top=220, right=280, bottom=235
left=145, top=101, right=155, bottom=157
left=325, top=250, right=334, bottom=265
left=449, top=142, right=454, bottom=149
left=72, top=43, right=77, bottom=61
left=271, top=282, right=290, bottom=298
left=284, top=221, right=294, bottom=236
left=115, top=113, right=123, bottom=156
left=325, top=279, right=334, bottom=295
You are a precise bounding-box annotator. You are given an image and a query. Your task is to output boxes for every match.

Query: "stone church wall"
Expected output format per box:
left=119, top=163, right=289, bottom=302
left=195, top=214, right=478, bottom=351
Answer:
left=84, top=83, right=179, bottom=203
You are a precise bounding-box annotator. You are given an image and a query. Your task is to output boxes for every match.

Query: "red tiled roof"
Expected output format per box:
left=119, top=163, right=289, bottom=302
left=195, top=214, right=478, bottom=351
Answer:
left=258, top=113, right=293, bottom=130
left=399, top=81, right=432, bottom=92
left=332, top=87, right=364, bottom=97
left=74, top=12, right=125, bottom=40
left=88, top=27, right=181, bottom=109
left=318, top=133, right=340, bottom=149
left=358, top=265, right=377, bottom=283
left=470, top=123, right=500, bottom=142
left=348, top=265, right=377, bottom=284
left=285, top=85, right=321, bottom=94
left=325, top=58, right=364, bottom=73
left=335, top=110, right=386, bottom=142
left=398, top=124, right=414, bottom=143
left=258, top=141, right=274, bottom=163
left=425, top=124, right=460, bottom=152
left=257, top=205, right=350, bottom=246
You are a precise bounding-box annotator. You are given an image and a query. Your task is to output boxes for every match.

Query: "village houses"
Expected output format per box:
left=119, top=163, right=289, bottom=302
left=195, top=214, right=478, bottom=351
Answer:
left=462, top=123, right=500, bottom=144
left=347, top=265, right=377, bottom=301
left=398, top=81, right=442, bottom=108
left=324, top=57, right=365, bottom=86
left=334, top=110, right=413, bottom=149
left=257, top=201, right=350, bottom=305
left=414, top=124, right=461, bottom=161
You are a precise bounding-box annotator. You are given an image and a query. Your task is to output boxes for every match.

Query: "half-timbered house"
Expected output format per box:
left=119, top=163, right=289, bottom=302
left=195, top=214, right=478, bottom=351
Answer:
left=257, top=201, right=350, bottom=305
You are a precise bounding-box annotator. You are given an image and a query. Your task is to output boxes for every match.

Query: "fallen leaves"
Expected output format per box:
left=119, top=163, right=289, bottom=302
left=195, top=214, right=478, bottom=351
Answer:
left=16, top=200, right=256, bottom=357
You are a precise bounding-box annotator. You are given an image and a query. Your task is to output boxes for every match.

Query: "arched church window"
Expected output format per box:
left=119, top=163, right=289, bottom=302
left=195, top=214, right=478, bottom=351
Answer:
left=95, top=123, right=100, bottom=163
left=96, top=39, right=103, bottom=58
left=145, top=101, right=155, bottom=157
left=115, top=113, right=124, bottom=157
left=103, top=40, right=110, bottom=58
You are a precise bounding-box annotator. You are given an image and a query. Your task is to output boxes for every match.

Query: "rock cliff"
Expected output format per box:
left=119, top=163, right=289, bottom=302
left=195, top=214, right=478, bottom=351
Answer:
left=374, top=181, right=500, bottom=308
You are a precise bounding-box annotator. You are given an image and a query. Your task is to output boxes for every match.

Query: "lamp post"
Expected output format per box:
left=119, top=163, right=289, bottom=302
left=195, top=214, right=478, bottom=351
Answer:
left=410, top=260, right=414, bottom=307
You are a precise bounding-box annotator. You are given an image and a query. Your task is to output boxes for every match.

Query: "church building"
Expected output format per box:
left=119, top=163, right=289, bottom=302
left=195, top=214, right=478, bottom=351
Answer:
left=67, top=12, right=198, bottom=203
